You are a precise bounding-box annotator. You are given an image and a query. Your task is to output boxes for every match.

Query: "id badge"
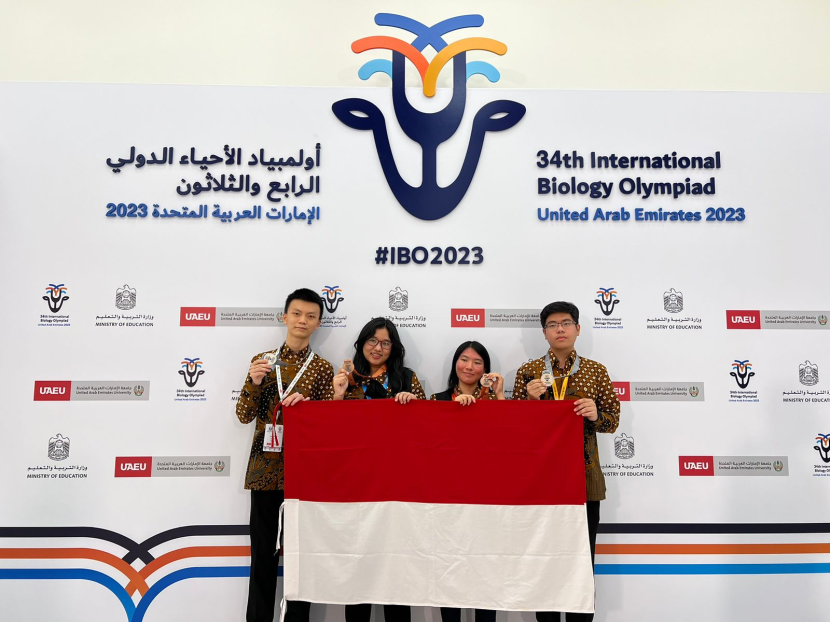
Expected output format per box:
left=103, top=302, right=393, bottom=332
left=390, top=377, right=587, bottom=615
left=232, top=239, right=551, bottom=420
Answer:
left=263, top=424, right=284, bottom=452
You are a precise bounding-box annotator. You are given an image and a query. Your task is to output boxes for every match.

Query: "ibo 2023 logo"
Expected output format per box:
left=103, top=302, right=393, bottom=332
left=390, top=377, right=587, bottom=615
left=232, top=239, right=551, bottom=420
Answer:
left=333, top=13, right=525, bottom=221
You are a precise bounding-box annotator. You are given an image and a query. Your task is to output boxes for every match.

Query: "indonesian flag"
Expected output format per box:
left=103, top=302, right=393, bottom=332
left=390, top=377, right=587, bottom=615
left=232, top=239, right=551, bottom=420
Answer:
left=283, top=400, right=594, bottom=613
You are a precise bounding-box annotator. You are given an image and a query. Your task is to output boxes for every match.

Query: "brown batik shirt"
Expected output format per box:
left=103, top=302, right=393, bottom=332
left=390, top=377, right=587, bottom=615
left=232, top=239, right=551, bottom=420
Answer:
left=513, top=349, right=620, bottom=501
left=343, top=369, right=427, bottom=400
left=236, top=343, right=334, bottom=491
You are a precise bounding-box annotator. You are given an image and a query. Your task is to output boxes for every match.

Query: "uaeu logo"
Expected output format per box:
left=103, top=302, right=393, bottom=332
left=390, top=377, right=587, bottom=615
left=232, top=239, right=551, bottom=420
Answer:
left=332, top=13, right=525, bottom=221
left=176, top=358, right=206, bottom=402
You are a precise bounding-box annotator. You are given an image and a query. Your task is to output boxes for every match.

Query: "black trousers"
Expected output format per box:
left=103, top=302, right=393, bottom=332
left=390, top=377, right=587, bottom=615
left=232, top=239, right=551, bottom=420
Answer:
left=247, top=489, right=311, bottom=622
left=535, top=500, right=600, bottom=622
left=345, top=604, right=411, bottom=622
left=440, top=607, right=496, bottom=622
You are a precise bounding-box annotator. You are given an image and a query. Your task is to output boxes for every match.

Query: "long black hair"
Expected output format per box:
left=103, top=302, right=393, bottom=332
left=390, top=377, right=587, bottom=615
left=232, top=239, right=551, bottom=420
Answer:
left=352, top=318, right=408, bottom=396
left=446, top=341, right=491, bottom=391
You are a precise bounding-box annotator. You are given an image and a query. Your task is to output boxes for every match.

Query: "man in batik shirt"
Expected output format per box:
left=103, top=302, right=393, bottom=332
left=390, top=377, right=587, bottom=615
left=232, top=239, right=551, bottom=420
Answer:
left=236, top=287, right=334, bottom=622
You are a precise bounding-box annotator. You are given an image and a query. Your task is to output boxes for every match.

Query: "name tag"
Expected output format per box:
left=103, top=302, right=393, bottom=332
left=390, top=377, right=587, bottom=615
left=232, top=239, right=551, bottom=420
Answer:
left=263, top=424, right=284, bottom=452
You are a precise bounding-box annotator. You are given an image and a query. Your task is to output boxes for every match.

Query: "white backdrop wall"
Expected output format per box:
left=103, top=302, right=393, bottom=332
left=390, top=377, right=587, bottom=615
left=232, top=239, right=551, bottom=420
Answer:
left=1, top=3, right=829, bottom=622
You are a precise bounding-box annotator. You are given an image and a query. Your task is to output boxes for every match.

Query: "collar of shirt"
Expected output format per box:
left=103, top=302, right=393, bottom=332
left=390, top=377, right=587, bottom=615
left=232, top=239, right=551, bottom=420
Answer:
left=279, top=343, right=310, bottom=364
left=547, top=349, right=577, bottom=373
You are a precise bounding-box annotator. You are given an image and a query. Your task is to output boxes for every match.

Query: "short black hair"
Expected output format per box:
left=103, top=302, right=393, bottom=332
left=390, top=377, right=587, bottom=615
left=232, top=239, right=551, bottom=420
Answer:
left=284, top=288, right=324, bottom=317
left=446, top=341, right=491, bottom=391
left=540, top=301, right=579, bottom=327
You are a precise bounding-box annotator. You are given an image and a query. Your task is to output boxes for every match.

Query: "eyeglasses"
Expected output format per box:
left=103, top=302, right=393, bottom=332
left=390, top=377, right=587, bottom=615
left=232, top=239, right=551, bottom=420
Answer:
left=544, top=321, right=577, bottom=330
left=366, top=337, right=393, bottom=350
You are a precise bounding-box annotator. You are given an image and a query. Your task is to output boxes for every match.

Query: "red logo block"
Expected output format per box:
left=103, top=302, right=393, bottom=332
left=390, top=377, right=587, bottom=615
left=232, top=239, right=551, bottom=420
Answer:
left=180, top=307, right=216, bottom=326
left=679, top=456, right=715, bottom=476
left=451, top=308, right=485, bottom=327
left=726, top=310, right=760, bottom=329
left=115, top=457, right=152, bottom=477
left=612, top=382, right=630, bottom=402
left=34, top=381, right=72, bottom=401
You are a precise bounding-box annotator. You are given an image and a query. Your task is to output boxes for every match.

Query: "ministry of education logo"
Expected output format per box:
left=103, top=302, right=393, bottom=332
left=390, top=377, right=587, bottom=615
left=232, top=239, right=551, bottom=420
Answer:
left=799, top=361, right=819, bottom=386
left=115, top=285, right=137, bottom=310
left=43, top=283, right=69, bottom=313
left=320, top=285, right=344, bottom=314
left=663, top=288, right=683, bottom=313
left=389, top=287, right=409, bottom=312
left=595, top=287, right=619, bottom=316
left=48, top=434, right=70, bottom=461
left=730, top=360, right=755, bottom=389
left=614, top=433, right=635, bottom=459
left=332, top=13, right=526, bottom=221
left=179, top=358, right=205, bottom=387
left=815, top=434, right=830, bottom=463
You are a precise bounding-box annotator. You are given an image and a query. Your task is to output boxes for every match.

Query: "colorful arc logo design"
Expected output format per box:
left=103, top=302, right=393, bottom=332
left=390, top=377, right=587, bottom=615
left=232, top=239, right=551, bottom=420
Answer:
left=332, top=13, right=526, bottom=221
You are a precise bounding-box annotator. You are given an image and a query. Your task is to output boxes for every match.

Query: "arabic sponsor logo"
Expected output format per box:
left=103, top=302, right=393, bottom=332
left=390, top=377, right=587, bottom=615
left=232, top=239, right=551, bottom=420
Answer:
left=614, top=433, right=635, bottom=459
left=48, top=434, right=70, bottom=461
left=815, top=434, right=830, bottom=464
left=180, top=307, right=216, bottom=326
left=612, top=381, right=630, bottom=401
left=680, top=455, right=789, bottom=476
left=333, top=13, right=525, bottom=221
left=663, top=288, right=683, bottom=313
left=33, top=381, right=72, bottom=401
left=451, top=308, right=486, bottom=327
left=133, top=385, right=145, bottom=397
left=726, top=310, right=761, bottom=329
left=115, top=284, right=136, bottom=310
left=679, top=456, right=714, bottom=476
left=689, top=386, right=700, bottom=397
left=389, top=287, right=409, bottom=312
left=115, top=457, right=152, bottom=477
left=799, top=361, right=819, bottom=386
left=320, top=285, right=345, bottom=314
left=730, top=359, right=755, bottom=389
left=595, top=287, right=620, bottom=316
left=179, top=358, right=205, bottom=388
left=43, top=283, right=69, bottom=314
left=115, top=456, right=231, bottom=478
left=820, top=315, right=828, bottom=326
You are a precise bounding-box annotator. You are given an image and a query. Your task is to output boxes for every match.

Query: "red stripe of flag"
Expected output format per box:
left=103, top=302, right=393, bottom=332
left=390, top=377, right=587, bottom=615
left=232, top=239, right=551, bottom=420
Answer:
left=284, top=400, right=586, bottom=506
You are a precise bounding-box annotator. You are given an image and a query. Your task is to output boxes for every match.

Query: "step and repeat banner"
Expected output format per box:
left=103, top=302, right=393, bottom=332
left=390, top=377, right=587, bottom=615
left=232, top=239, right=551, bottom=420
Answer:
left=1, top=15, right=829, bottom=622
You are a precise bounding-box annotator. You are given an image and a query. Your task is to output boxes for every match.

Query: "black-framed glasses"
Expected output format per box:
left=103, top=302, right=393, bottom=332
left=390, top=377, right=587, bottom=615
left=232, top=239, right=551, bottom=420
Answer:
left=544, top=321, right=577, bottom=330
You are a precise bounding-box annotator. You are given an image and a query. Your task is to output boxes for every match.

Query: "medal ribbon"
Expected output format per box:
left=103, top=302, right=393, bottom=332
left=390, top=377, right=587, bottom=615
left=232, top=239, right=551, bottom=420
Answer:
left=270, top=346, right=314, bottom=446
left=543, top=352, right=581, bottom=401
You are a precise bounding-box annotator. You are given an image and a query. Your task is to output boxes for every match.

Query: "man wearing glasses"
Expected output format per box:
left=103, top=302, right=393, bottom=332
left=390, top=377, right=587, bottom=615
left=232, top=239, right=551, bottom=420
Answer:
left=512, top=301, right=620, bottom=622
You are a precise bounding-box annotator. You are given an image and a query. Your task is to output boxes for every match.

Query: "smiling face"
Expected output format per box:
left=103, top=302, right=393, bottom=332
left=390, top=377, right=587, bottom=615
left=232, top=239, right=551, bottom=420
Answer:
left=363, top=327, right=392, bottom=370
left=455, top=347, right=486, bottom=387
left=543, top=311, right=581, bottom=353
left=282, top=299, right=322, bottom=342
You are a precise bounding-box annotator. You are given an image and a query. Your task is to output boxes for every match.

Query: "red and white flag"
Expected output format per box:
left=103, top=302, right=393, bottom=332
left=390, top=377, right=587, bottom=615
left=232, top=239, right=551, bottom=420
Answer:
left=283, top=399, right=594, bottom=613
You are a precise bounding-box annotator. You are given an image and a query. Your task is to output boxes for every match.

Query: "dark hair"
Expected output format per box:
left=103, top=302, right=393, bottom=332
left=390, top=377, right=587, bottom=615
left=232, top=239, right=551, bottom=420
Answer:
left=284, top=288, right=324, bottom=318
left=352, top=318, right=408, bottom=395
left=540, top=301, right=580, bottom=326
left=446, top=341, right=491, bottom=391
